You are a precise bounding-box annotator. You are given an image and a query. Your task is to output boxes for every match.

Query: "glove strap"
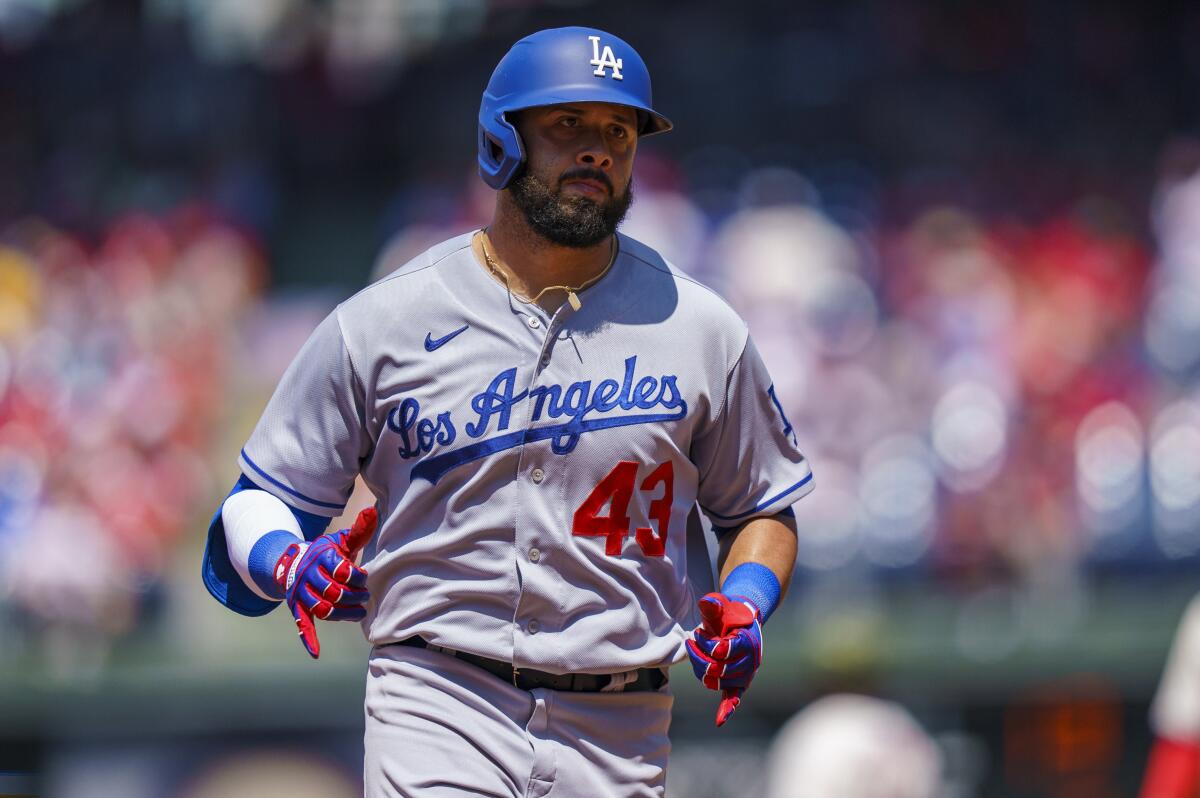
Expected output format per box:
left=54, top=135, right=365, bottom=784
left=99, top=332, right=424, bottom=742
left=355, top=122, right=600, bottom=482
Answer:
left=720, top=562, right=782, bottom=624
left=240, top=530, right=305, bottom=600
left=273, top=541, right=308, bottom=594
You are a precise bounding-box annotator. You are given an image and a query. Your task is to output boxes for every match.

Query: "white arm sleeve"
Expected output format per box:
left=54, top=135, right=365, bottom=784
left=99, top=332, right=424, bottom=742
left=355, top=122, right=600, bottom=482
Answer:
left=222, top=489, right=305, bottom=601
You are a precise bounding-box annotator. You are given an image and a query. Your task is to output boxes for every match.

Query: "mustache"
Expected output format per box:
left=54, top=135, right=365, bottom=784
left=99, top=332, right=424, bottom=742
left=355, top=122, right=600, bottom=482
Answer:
left=558, top=168, right=614, bottom=194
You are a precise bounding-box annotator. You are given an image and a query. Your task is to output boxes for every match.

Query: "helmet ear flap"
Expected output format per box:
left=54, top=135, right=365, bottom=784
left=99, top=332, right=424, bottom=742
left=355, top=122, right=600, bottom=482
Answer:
left=477, top=113, right=525, bottom=190
left=485, top=133, right=503, bottom=163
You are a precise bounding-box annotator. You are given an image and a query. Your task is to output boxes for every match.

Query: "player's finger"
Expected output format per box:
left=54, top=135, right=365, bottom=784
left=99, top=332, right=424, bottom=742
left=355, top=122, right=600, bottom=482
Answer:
left=718, top=602, right=756, bottom=635
left=686, top=637, right=720, bottom=666
left=717, top=633, right=753, bottom=663
left=715, top=689, right=743, bottom=727
left=302, top=583, right=336, bottom=618
left=698, top=595, right=725, bottom=635
left=699, top=593, right=758, bottom=635
left=687, top=642, right=729, bottom=691
left=703, top=661, right=725, bottom=691
left=690, top=628, right=747, bottom=663
left=324, top=580, right=370, bottom=605
left=687, top=630, right=720, bottom=655
left=690, top=645, right=725, bottom=690
left=319, top=579, right=370, bottom=606
left=313, top=565, right=371, bottom=604
left=289, top=599, right=321, bottom=659
left=340, top=507, right=378, bottom=556
left=722, top=655, right=756, bottom=677
left=331, top=557, right=369, bottom=588
left=304, top=584, right=368, bottom=616
left=321, top=604, right=368, bottom=622
left=688, top=635, right=746, bottom=668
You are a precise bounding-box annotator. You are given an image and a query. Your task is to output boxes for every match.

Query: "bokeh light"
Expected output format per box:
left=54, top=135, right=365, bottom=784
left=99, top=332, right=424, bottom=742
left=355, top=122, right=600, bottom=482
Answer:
left=858, top=435, right=937, bottom=568
left=931, top=381, right=1008, bottom=493
left=1150, top=400, right=1200, bottom=557
left=1075, top=401, right=1145, bottom=543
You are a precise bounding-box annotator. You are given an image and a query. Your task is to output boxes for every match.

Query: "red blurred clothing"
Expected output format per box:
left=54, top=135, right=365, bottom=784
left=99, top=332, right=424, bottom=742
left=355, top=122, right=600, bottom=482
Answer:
left=1141, top=737, right=1200, bottom=798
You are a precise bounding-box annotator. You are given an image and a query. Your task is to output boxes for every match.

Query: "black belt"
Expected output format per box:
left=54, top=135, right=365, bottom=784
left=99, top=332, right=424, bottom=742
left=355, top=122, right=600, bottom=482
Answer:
left=395, top=636, right=668, bottom=693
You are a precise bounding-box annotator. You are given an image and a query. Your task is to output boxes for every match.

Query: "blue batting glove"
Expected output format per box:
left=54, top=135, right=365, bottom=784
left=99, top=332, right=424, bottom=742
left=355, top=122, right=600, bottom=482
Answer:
left=686, top=592, right=763, bottom=726
left=275, top=507, right=376, bottom=659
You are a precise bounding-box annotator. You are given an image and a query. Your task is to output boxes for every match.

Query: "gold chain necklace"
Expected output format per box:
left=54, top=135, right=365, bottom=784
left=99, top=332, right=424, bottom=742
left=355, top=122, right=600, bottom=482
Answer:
left=478, top=229, right=616, bottom=312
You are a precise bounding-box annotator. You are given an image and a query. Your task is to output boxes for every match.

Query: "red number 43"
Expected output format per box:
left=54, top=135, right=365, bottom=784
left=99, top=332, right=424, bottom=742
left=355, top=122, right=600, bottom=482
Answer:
left=572, top=461, right=674, bottom=557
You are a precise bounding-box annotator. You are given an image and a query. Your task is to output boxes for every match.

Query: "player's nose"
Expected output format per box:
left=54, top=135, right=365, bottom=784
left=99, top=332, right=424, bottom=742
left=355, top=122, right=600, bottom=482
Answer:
left=577, top=150, right=612, bottom=170
left=575, top=132, right=613, bottom=170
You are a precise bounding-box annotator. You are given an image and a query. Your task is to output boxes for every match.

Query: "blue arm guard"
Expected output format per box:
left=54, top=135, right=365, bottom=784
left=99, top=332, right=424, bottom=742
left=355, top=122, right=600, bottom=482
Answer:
left=201, top=474, right=333, bottom=617
left=720, top=562, right=782, bottom=624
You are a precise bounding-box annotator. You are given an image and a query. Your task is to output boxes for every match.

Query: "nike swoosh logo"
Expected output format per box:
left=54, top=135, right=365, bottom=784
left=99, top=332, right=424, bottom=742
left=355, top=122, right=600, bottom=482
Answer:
left=424, top=325, right=469, bottom=352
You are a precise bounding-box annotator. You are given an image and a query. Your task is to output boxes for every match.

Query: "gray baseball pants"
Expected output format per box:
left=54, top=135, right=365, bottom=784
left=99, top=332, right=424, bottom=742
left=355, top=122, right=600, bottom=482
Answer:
left=364, top=643, right=674, bottom=797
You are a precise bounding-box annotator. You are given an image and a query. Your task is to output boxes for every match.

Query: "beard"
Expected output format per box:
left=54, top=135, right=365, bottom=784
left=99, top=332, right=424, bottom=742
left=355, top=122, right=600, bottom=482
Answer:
left=508, top=167, right=633, bottom=248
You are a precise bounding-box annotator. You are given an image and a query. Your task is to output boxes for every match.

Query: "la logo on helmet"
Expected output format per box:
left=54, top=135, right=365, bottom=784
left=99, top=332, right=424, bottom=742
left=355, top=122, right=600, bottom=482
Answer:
left=589, top=35, right=624, bottom=80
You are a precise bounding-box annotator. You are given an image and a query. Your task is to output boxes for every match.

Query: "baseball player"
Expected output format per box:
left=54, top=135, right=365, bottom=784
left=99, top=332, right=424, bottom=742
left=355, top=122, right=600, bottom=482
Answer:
left=1141, top=594, right=1200, bottom=798
left=201, top=26, right=813, bottom=796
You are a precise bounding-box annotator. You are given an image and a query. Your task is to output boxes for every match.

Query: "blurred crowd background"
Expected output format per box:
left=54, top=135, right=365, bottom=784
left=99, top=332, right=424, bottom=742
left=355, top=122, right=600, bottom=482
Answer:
left=3, top=1, right=1200, bottom=796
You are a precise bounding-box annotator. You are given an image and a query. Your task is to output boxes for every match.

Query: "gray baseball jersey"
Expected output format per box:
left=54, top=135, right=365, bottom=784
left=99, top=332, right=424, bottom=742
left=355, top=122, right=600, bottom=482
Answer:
left=235, top=230, right=813, bottom=674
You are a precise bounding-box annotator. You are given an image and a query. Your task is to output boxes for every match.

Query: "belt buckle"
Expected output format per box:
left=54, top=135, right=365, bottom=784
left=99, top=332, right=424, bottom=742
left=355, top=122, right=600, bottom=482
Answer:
left=511, top=667, right=521, bottom=688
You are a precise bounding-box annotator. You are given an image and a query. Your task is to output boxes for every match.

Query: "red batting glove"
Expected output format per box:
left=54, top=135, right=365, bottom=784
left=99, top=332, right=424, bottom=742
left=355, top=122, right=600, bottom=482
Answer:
left=275, top=507, right=377, bottom=659
left=686, top=592, right=764, bottom=727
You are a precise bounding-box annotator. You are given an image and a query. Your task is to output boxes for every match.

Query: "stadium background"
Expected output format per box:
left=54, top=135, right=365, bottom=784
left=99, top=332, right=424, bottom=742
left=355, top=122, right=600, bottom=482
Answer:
left=3, top=0, right=1200, bottom=795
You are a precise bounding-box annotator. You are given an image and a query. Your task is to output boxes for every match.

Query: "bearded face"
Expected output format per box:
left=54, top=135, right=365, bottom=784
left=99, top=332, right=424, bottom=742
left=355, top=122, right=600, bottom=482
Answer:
left=505, top=103, right=639, bottom=248
left=508, top=165, right=634, bottom=249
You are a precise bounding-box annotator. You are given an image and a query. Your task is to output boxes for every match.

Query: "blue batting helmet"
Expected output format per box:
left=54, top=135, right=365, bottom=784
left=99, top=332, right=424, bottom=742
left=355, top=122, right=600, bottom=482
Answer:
left=477, top=26, right=673, bottom=190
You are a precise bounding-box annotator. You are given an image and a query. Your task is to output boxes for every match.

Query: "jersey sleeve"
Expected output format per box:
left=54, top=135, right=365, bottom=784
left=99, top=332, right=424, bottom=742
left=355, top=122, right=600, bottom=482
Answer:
left=237, top=308, right=372, bottom=517
left=692, top=334, right=814, bottom=527
left=1152, top=595, right=1200, bottom=740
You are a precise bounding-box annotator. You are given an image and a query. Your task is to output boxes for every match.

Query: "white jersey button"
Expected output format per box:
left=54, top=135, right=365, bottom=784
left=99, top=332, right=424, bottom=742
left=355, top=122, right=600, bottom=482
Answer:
left=528, top=547, right=541, bottom=563
left=527, top=316, right=541, bottom=329
left=527, top=619, right=540, bottom=634
left=539, top=354, right=551, bottom=367
left=531, top=468, right=545, bottom=484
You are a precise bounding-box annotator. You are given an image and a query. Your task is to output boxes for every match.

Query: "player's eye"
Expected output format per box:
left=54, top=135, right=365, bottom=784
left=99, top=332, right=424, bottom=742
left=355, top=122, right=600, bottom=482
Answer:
left=558, top=116, right=579, bottom=128
left=609, top=125, right=628, bottom=139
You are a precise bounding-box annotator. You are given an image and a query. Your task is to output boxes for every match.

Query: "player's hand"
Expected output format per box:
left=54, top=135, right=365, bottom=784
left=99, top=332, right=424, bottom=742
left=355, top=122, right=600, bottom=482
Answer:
left=686, top=592, right=763, bottom=727
left=274, top=507, right=377, bottom=659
